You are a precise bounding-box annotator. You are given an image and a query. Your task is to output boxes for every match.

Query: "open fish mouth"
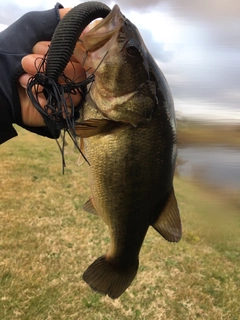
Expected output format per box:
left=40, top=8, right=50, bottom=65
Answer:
left=78, top=4, right=123, bottom=53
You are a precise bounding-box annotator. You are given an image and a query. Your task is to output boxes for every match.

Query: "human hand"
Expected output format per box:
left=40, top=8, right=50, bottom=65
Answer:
left=19, top=40, right=86, bottom=127
left=18, top=7, right=87, bottom=128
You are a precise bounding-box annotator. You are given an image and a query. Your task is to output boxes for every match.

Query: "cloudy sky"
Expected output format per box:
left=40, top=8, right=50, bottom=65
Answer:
left=0, top=0, right=239, bottom=122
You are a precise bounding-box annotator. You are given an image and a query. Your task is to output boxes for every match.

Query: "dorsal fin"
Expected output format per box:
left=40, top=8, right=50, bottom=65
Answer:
left=151, top=188, right=182, bottom=242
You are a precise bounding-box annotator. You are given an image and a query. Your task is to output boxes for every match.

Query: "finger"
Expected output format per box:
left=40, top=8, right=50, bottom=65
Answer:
left=18, top=85, right=46, bottom=127
left=59, top=8, right=72, bottom=20
left=21, top=54, right=46, bottom=74
left=19, top=73, right=31, bottom=89
left=59, top=61, right=86, bottom=83
left=32, top=41, right=50, bottom=55
left=19, top=73, right=45, bottom=103
left=19, top=73, right=82, bottom=112
left=22, top=54, right=86, bottom=85
left=19, top=73, right=45, bottom=99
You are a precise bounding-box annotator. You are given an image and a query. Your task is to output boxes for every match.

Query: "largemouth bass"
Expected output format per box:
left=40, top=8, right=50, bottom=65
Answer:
left=75, top=4, right=182, bottom=299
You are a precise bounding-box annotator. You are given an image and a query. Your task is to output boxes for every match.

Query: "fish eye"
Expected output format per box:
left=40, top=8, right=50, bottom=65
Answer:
left=125, top=39, right=141, bottom=57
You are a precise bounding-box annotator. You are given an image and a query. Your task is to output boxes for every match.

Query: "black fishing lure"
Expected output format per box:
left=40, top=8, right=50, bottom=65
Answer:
left=27, top=2, right=111, bottom=171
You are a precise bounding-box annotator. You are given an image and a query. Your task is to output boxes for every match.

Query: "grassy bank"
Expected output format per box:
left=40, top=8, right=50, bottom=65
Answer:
left=0, top=127, right=239, bottom=320
left=177, top=120, right=240, bottom=147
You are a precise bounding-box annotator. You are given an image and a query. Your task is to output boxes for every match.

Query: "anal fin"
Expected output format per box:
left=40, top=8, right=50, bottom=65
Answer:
left=83, top=196, right=99, bottom=216
left=152, top=188, right=182, bottom=242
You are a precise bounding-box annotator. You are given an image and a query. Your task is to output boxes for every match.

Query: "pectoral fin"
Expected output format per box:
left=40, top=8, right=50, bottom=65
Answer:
left=83, top=196, right=99, bottom=216
left=151, top=188, right=182, bottom=242
left=75, top=119, right=117, bottom=138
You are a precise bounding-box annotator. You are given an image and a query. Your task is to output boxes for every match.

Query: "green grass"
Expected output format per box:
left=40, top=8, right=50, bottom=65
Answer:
left=0, top=126, right=239, bottom=320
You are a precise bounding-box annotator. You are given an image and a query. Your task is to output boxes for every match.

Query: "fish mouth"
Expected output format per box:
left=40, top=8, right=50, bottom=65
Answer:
left=75, top=5, right=123, bottom=54
left=75, top=5, right=156, bottom=127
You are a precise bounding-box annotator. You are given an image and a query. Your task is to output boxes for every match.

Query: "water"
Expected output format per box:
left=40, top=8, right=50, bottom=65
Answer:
left=177, top=146, right=240, bottom=190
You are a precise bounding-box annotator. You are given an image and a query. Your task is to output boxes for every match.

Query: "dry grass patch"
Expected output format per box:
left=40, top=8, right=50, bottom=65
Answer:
left=0, top=126, right=239, bottom=319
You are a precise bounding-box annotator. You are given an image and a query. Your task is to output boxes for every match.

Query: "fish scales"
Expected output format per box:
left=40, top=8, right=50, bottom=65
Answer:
left=75, top=4, right=181, bottom=299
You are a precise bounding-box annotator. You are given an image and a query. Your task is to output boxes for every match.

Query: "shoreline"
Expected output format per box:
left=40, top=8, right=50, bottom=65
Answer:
left=177, top=119, right=240, bottom=148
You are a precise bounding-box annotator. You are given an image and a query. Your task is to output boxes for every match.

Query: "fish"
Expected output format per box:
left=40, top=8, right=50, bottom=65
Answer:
left=74, top=4, right=182, bottom=299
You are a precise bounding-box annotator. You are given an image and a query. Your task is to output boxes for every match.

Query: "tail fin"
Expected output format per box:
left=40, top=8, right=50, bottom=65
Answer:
left=83, top=255, right=138, bottom=299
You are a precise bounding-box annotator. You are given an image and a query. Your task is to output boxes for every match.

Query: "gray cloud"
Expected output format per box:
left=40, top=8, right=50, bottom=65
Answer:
left=0, top=3, right=43, bottom=25
left=108, top=0, right=160, bottom=10
left=114, top=0, right=240, bottom=22
left=163, top=0, right=240, bottom=22
left=0, top=4, right=25, bottom=25
left=138, top=28, right=174, bottom=62
left=0, top=0, right=239, bottom=119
